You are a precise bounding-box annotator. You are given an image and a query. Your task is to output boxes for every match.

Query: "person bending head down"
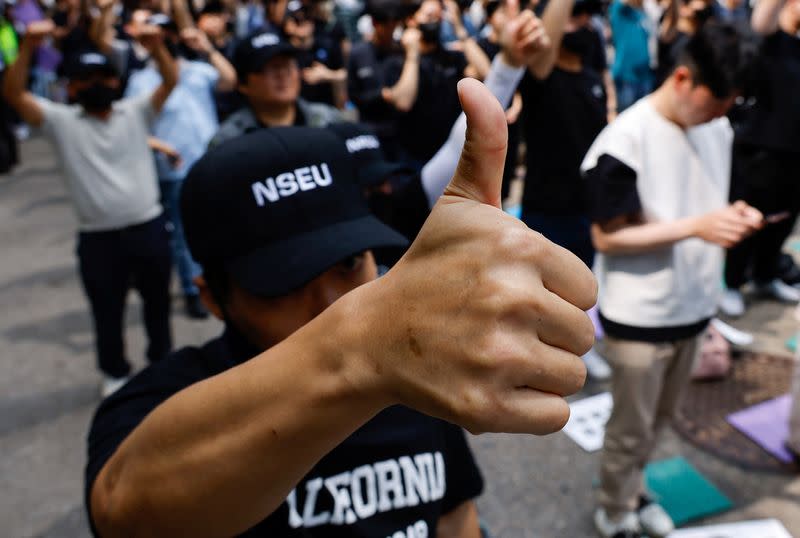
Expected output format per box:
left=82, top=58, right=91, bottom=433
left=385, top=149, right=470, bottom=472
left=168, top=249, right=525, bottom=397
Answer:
left=652, top=22, right=759, bottom=128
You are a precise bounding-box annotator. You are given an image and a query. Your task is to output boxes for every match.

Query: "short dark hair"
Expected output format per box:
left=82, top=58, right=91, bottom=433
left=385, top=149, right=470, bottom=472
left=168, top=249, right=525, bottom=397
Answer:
left=675, top=22, right=760, bottom=98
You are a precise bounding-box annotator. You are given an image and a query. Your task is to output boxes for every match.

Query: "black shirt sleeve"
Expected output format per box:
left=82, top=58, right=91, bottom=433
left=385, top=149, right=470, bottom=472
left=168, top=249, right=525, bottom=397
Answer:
left=439, top=423, right=484, bottom=515
left=584, top=153, right=642, bottom=223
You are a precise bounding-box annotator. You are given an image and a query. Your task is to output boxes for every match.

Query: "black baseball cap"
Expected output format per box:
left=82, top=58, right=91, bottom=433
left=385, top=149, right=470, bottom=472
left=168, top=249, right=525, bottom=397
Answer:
left=61, top=50, right=119, bottom=80
left=327, top=122, right=416, bottom=188
left=181, top=127, right=409, bottom=297
left=233, top=30, right=298, bottom=81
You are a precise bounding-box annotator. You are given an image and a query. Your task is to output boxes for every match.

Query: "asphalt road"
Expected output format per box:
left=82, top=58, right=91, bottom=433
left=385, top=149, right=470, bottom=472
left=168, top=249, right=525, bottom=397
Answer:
left=1, top=137, right=798, bottom=537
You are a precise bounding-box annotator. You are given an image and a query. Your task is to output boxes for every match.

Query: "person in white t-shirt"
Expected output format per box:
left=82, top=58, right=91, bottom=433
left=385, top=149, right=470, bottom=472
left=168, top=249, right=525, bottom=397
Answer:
left=2, top=19, right=178, bottom=398
left=581, top=22, right=763, bottom=538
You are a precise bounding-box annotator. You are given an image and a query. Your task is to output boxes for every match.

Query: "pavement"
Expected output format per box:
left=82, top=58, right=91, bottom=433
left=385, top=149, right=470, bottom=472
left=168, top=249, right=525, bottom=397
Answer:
left=1, top=136, right=799, bottom=537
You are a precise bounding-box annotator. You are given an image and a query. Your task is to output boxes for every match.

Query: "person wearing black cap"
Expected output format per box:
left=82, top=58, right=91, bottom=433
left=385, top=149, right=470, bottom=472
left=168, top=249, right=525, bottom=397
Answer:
left=84, top=79, right=597, bottom=537
left=3, top=18, right=178, bottom=397
left=284, top=0, right=348, bottom=109
left=347, top=1, right=419, bottom=158
left=210, top=28, right=342, bottom=146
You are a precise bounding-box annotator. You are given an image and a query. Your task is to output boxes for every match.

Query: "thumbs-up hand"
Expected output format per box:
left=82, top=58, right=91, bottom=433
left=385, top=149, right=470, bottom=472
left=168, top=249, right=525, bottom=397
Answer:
left=348, top=79, right=596, bottom=435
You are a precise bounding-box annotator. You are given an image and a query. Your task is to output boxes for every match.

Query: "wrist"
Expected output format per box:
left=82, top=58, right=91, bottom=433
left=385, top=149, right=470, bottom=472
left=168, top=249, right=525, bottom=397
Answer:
left=320, top=280, right=395, bottom=412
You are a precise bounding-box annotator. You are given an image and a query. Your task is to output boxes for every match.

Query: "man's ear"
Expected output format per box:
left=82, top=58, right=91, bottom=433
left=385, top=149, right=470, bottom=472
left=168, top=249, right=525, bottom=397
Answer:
left=672, top=65, right=693, bottom=90
left=194, top=275, right=225, bottom=321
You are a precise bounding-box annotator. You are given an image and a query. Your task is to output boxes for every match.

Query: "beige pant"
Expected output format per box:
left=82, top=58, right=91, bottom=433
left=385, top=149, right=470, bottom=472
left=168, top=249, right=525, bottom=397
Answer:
left=597, top=334, right=701, bottom=517
left=789, top=360, right=800, bottom=455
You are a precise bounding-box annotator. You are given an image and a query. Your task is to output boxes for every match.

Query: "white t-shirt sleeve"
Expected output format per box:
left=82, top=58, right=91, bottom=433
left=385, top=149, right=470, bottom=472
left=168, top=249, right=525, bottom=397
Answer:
left=33, top=96, right=76, bottom=140
left=122, top=92, right=157, bottom=127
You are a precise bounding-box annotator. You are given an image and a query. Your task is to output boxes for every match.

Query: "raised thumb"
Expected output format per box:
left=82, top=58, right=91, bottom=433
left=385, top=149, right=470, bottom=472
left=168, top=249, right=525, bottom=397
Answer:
left=444, top=78, right=508, bottom=208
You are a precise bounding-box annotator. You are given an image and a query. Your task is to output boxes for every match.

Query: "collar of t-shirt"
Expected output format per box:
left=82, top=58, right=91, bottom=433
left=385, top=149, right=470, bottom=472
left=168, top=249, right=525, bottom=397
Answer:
left=253, top=103, right=307, bottom=129
left=218, top=325, right=263, bottom=368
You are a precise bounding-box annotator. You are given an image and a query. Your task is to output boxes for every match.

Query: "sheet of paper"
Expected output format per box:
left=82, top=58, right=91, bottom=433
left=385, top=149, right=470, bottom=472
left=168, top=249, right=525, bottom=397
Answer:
left=668, top=518, right=792, bottom=538
left=563, top=392, right=612, bottom=452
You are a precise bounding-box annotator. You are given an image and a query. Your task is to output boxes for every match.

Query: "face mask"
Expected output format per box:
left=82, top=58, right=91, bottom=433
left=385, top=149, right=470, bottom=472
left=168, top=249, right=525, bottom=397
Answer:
left=77, top=82, right=118, bottom=113
left=418, top=21, right=441, bottom=43
left=561, top=27, right=594, bottom=57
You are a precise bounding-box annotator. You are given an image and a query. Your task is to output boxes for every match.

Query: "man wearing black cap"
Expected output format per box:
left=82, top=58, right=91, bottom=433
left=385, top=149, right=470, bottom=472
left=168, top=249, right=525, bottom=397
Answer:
left=347, top=1, right=417, bottom=155
left=210, top=28, right=342, bottom=146
left=85, top=79, right=596, bottom=537
left=3, top=19, right=178, bottom=397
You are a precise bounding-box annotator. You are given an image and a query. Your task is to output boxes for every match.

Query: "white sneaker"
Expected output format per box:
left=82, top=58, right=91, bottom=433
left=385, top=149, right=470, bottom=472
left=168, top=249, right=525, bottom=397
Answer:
left=594, top=509, right=642, bottom=538
left=637, top=497, right=674, bottom=537
left=758, top=278, right=800, bottom=303
left=718, top=288, right=745, bottom=317
left=583, top=347, right=612, bottom=381
left=101, top=375, right=130, bottom=398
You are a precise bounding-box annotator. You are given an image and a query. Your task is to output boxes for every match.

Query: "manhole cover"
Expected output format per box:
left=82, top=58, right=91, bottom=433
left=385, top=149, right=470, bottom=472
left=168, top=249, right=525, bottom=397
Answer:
left=673, top=352, right=798, bottom=473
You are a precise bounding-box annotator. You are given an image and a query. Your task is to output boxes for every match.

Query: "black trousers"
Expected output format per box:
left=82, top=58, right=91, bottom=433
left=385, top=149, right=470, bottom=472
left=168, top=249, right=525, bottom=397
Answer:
left=725, top=145, right=800, bottom=289
left=77, top=214, right=173, bottom=378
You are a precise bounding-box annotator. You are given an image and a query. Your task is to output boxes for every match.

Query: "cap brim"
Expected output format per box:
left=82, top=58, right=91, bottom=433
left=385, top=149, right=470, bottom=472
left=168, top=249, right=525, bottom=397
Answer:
left=359, top=160, right=417, bottom=187
left=226, top=215, right=409, bottom=297
left=248, top=44, right=299, bottom=72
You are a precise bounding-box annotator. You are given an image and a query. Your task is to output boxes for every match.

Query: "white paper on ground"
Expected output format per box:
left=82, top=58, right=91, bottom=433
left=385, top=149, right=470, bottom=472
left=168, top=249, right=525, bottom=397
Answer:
left=710, top=318, right=754, bottom=347
left=563, top=392, right=613, bottom=452
left=668, top=518, right=792, bottom=538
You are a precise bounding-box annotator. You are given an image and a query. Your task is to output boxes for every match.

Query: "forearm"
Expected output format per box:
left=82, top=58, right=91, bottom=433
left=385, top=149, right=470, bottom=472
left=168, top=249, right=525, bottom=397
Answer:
left=591, top=217, right=697, bottom=254
left=752, top=0, right=784, bottom=34
left=88, top=7, right=116, bottom=53
left=437, top=501, right=481, bottom=538
left=421, top=55, right=524, bottom=207
left=529, top=0, right=575, bottom=78
left=459, top=36, right=491, bottom=80
left=385, top=51, right=420, bottom=112
left=91, top=295, right=387, bottom=537
left=3, top=40, right=33, bottom=103
left=171, top=0, right=194, bottom=30
left=208, top=48, right=237, bottom=91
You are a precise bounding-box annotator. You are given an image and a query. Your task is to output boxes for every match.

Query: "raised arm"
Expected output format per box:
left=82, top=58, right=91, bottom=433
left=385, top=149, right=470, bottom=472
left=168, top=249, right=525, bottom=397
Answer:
left=528, top=0, right=574, bottom=79
left=444, top=0, right=491, bottom=79
left=421, top=9, right=550, bottom=206
left=133, top=24, right=178, bottom=113
left=2, top=20, right=53, bottom=127
left=88, top=0, right=118, bottom=54
left=181, top=27, right=237, bottom=92
left=89, top=79, right=595, bottom=538
left=751, top=0, right=784, bottom=34
left=382, top=27, right=421, bottom=112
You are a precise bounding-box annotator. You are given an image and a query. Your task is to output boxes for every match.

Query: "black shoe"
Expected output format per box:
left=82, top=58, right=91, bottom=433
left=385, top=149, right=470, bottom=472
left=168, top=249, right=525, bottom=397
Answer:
left=185, top=294, right=209, bottom=319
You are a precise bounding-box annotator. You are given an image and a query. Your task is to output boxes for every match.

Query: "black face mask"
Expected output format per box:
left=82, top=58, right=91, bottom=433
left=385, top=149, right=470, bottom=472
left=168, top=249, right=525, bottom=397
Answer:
left=418, top=21, right=441, bottom=43
left=77, top=82, right=117, bottom=113
left=561, top=27, right=594, bottom=57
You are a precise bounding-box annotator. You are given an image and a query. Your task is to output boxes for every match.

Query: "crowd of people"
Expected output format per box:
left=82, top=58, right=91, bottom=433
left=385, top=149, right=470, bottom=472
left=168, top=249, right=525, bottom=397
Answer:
left=1, top=0, right=799, bottom=534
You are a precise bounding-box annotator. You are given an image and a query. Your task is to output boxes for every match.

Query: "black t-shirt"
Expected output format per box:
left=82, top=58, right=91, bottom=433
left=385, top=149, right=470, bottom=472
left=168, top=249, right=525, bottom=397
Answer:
left=347, top=41, right=404, bottom=137
left=85, top=328, right=483, bottom=537
left=385, top=48, right=468, bottom=165
left=296, top=32, right=345, bottom=107
left=733, top=31, right=800, bottom=153
left=519, top=67, right=607, bottom=214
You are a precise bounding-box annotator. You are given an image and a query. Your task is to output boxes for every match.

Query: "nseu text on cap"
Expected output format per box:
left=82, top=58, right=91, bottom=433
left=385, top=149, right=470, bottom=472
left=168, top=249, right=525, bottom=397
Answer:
left=180, top=126, right=409, bottom=297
